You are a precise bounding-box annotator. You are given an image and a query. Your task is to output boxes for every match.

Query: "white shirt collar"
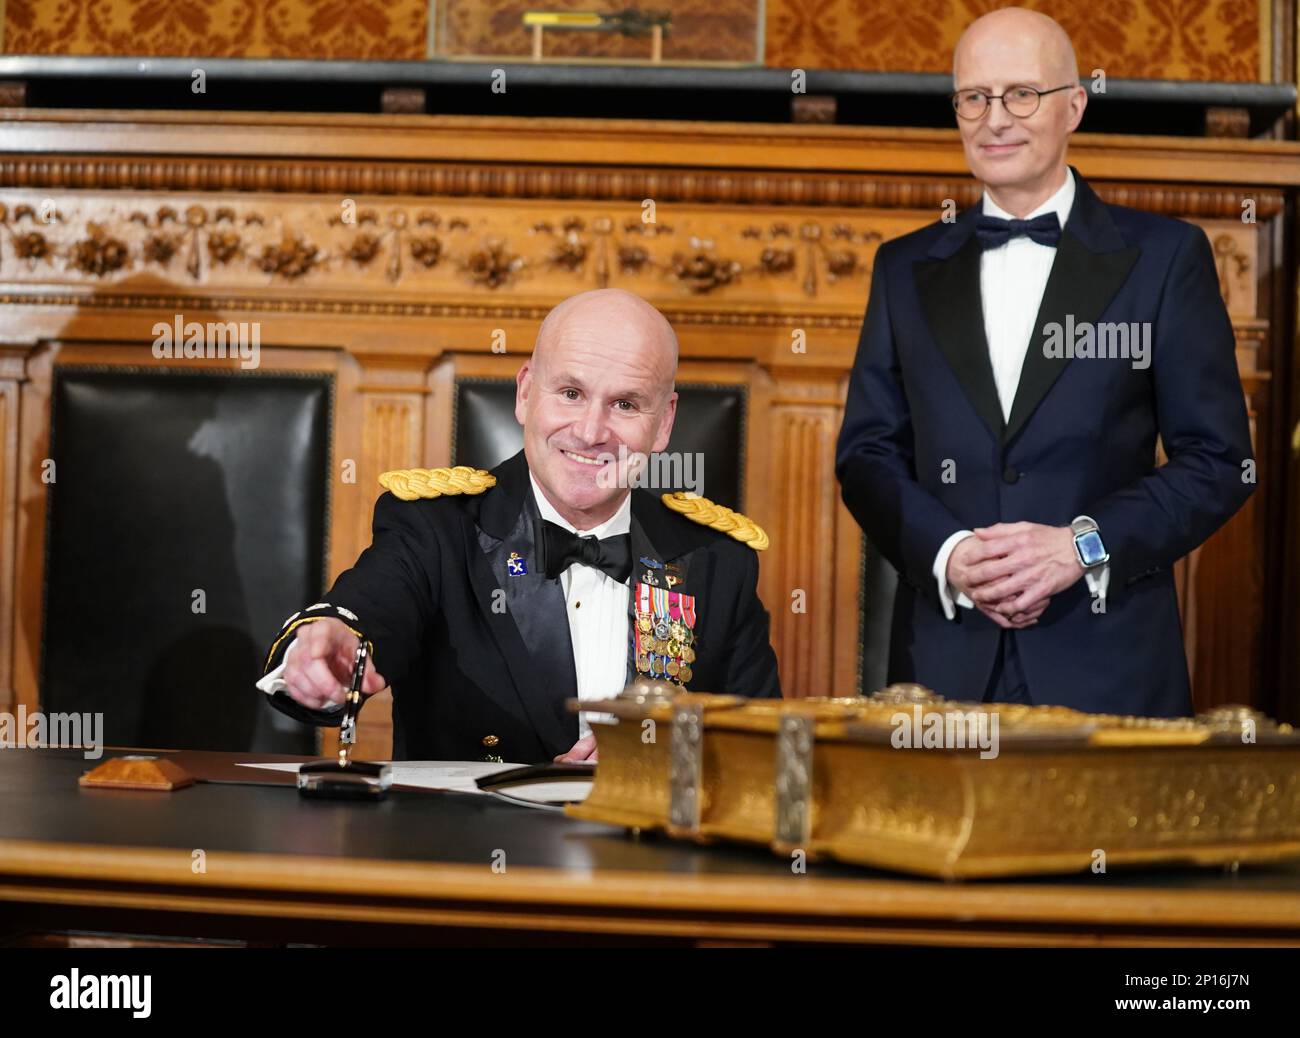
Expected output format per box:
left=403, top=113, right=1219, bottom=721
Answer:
left=529, top=472, right=631, bottom=538
left=982, top=166, right=1075, bottom=229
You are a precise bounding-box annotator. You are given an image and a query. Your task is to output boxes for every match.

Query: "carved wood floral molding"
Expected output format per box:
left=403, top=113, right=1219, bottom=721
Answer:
left=0, top=197, right=886, bottom=300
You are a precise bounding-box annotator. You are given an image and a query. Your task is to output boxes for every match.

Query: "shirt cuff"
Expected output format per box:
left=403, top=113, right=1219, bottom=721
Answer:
left=933, top=530, right=976, bottom=621
left=255, top=638, right=344, bottom=711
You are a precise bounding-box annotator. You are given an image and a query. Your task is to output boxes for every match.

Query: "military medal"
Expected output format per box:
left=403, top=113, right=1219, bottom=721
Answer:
left=634, top=582, right=660, bottom=677
left=668, top=589, right=699, bottom=687
left=632, top=580, right=700, bottom=689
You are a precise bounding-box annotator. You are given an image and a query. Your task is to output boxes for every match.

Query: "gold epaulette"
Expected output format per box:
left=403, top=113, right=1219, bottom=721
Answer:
left=378, top=466, right=497, bottom=501
left=660, top=492, right=770, bottom=551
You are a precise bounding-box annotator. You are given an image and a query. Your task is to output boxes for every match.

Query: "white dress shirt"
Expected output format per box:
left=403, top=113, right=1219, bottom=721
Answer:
left=257, top=479, right=634, bottom=743
left=529, top=475, right=631, bottom=741
left=933, top=167, right=1109, bottom=619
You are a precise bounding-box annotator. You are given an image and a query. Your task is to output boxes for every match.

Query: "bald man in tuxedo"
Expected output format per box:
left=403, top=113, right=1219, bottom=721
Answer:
left=836, top=9, right=1253, bottom=715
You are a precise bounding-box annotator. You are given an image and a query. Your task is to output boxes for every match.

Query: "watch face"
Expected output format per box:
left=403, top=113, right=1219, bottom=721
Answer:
left=1076, top=530, right=1107, bottom=567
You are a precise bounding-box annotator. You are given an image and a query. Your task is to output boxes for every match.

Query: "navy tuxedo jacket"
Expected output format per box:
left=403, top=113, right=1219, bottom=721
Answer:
left=264, top=450, right=780, bottom=761
left=835, top=168, right=1253, bottom=717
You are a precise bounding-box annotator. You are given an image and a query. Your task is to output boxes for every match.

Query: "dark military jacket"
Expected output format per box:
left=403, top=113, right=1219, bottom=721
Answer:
left=263, top=450, right=781, bottom=761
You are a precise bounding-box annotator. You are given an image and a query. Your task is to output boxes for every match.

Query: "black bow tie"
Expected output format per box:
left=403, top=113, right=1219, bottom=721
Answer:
left=975, top=212, right=1061, bottom=251
left=539, top=520, right=632, bottom=583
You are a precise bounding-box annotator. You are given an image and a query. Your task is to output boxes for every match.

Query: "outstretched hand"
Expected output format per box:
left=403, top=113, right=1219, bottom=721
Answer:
left=283, top=617, right=388, bottom=710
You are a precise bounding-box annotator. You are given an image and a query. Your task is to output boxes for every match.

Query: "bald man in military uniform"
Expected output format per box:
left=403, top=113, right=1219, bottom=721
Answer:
left=257, top=288, right=781, bottom=763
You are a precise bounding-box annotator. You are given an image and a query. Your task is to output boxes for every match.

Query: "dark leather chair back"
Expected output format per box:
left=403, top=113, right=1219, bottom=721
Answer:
left=42, top=368, right=331, bottom=753
left=453, top=378, right=747, bottom=509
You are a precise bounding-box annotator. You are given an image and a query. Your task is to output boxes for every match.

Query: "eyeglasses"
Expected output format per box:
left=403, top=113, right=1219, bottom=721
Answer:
left=951, top=83, right=1075, bottom=120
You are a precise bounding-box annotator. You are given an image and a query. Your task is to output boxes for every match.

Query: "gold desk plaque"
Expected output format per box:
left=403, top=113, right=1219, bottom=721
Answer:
left=567, top=683, right=1300, bottom=880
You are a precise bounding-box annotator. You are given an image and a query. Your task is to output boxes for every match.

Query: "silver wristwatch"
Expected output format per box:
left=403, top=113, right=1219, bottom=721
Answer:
left=1070, top=516, right=1109, bottom=570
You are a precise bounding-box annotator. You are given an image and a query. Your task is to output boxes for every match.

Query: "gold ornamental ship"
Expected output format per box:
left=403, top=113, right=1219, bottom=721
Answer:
left=566, top=683, right=1300, bottom=880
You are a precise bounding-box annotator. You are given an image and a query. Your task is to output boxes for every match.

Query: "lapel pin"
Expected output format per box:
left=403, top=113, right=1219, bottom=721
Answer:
left=507, top=552, right=528, bottom=576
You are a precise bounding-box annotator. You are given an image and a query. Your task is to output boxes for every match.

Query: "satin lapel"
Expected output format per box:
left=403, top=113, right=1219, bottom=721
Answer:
left=465, top=452, right=577, bottom=752
left=1003, top=226, right=1141, bottom=445
left=915, top=232, right=1005, bottom=443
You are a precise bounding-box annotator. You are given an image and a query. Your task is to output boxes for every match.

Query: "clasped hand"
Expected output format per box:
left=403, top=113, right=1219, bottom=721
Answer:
left=945, top=522, right=1085, bottom=629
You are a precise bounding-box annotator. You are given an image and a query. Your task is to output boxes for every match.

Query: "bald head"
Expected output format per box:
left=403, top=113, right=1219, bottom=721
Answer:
left=533, top=288, right=679, bottom=395
left=953, top=8, right=1078, bottom=86
left=950, top=7, right=1085, bottom=216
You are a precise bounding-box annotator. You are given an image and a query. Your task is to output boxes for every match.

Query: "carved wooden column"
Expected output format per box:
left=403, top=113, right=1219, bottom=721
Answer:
left=761, top=368, right=847, bottom=698
left=352, top=358, right=430, bottom=559
left=1177, top=212, right=1272, bottom=712
left=0, top=347, right=29, bottom=711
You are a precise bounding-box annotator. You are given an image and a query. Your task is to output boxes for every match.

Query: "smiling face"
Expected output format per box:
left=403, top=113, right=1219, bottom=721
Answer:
left=953, top=9, right=1086, bottom=214
left=516, top=289, right=678, bottom=530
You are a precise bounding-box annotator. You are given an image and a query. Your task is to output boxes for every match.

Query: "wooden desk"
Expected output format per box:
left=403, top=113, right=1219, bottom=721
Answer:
left=3, top=748, right=1300, bottom=947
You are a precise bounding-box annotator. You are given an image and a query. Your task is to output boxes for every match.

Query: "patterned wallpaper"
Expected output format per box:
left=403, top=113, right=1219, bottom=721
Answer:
left=765, top=0, right=1266, bottom=83
left=0, top=0, right=1270, bottom=82
left=1, top=0, right=430, bottom=60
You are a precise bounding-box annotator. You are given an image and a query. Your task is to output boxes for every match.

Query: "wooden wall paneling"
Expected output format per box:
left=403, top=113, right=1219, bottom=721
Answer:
left=355, top=360, right=429, bottom=550
left=742, top=362, right=779, bottom=693
left=1253, top=197, right=1295, bottom=723
left=13, top=341, right=54, bottom=720
left=4, top=113, right=1300, bottom=189
left=1281, top=237, right=1300, bottom=725
left=426, top=355, right=459, bottom=469
left=0, top=348, right=27, bottom=712
left=1271, top=188, right=1300, bottom=724
left=441, top=351, right=522, bottom=386
left=1182, top=215, right=1271, bottom=712
left=1, top=112, right=1296, bottom=732
left=762, top=369, right=845, bottom=698
left=830, top=368, right=866, bottom=696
